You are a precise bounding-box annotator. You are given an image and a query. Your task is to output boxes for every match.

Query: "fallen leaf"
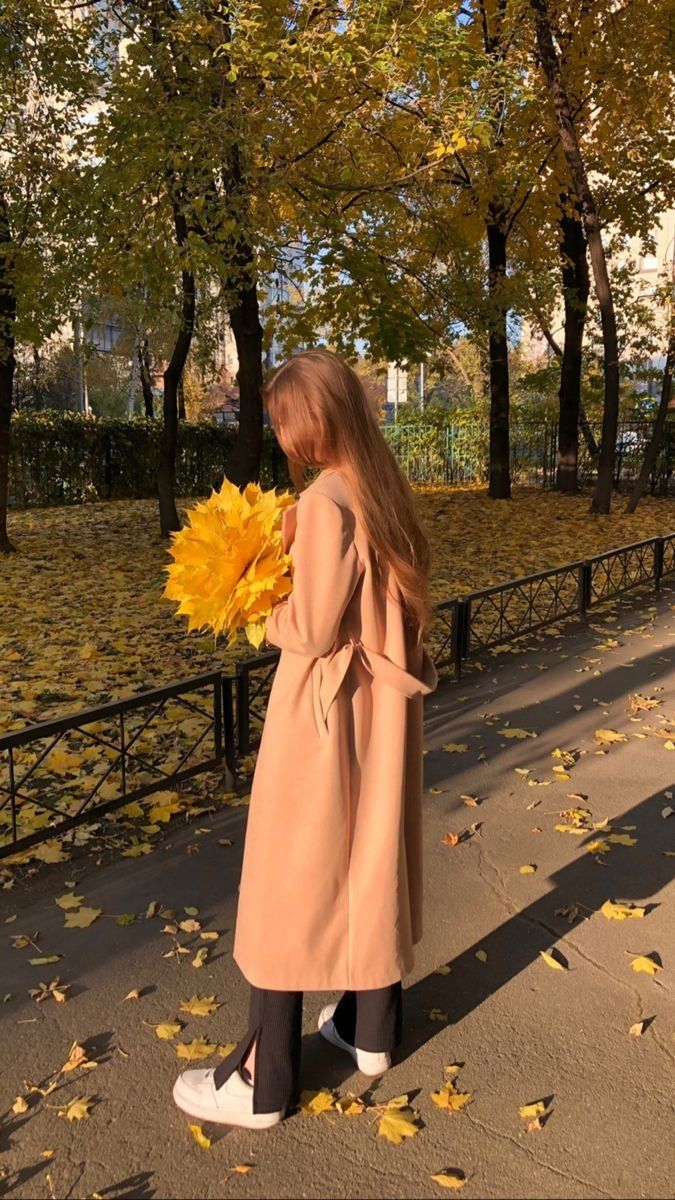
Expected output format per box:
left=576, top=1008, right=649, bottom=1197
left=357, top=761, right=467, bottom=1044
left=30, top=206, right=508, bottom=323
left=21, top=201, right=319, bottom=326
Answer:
left=189, top=1124, right=211, bottom=1149
left=519, top=1099, right=548, bottom=1119
left=498, top=727, right=538, bottom=739
left=601, top=900, right=646, bottom=921
left=629, top=954, right=662, bottom=976
left=377, top=1102, right=421, bottom=1143
left=431, top=1084, right=473, bottom=1113
left=594, top=728, right=628, bottom=745
left=64, top=907, right=102, bottom=929
left=176, top=1038, right=217, bottom=1061
left=179, top=995, right=220, bottom=1017
left=299, top=1088, right=336, bottom=1115
left=336, top=1094, right=367, bottom=1116
left=431, top=1170, right=467, bottom=1190
left=475, top=949, right=487, bottom=962
left=58, top=1096, right=93, bottom=1121
left=442, top=743, right=468, bottom=753
left=629, top=1020, right=648, bottom=1037
left=55, top=893, right=83, bottom=910
left=154, top=1022, right=182, bottom=1040
left=519, top=864, right=537, bottom=874
left=539, top=949, right=567, bottom=971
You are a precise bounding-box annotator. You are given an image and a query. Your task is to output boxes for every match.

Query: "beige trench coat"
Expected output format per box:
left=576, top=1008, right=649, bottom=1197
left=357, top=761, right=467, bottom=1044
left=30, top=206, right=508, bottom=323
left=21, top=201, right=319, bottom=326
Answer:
left=232, top=466, right=439, bottom=991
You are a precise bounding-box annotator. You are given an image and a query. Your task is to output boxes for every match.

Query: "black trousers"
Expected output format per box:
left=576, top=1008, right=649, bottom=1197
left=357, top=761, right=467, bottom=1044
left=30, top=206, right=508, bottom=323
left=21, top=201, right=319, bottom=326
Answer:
left=212, top=982, right=403, bottom=1113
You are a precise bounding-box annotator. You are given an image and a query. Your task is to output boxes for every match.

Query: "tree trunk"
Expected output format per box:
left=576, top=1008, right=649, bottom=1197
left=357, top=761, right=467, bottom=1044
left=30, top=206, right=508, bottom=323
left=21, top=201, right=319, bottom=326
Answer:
left=139, top=337, right=154, bottom=418
left=486, top=217, right=511, bottom=499
left=0, top=193, right=16, bottom=553
left=530, top=0, right=620, bottom=514
left=158, top=206, right=196, bottom=536
left=225, top=280, right=264, bottom=488
left=625, top=329, right=674, bottom=513
left=178, top=374, right=186, bottom=420
left=556, top=203, right=590, bottom=491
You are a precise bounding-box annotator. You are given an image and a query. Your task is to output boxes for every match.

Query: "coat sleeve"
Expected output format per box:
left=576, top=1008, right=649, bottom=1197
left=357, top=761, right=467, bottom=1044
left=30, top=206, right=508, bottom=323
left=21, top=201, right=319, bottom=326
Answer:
left=264, top=491, right=363, bottom=658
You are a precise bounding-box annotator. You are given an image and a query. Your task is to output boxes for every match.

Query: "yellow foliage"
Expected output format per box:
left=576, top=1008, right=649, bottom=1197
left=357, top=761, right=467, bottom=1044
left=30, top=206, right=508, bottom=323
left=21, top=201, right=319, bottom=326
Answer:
left=163, top=477, right=295, bottom=646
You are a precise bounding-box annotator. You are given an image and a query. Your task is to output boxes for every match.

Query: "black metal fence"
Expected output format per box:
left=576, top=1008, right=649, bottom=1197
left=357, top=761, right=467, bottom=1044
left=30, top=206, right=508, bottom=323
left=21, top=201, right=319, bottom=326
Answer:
left=0, top=673, right=223, bottom=860
left=2, top=532, right=673, bottom=859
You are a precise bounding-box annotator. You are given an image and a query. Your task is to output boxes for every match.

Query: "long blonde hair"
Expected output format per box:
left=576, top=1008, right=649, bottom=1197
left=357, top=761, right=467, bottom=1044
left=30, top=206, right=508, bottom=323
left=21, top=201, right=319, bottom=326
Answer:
left=263, top=348, right=434, bottom=639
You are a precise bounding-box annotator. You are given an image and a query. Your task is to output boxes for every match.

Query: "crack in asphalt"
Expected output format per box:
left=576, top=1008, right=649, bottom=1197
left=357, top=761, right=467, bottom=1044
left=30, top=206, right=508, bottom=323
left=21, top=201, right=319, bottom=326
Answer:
left=464, top=1110, right=615, bottom=1198
left=471, top=841, right=675, bottom=1072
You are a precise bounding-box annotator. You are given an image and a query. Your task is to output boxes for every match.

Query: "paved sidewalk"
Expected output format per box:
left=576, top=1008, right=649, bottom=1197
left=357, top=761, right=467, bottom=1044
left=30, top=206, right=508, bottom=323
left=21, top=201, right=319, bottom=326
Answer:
left=1, top=585, right=674, bottom=1200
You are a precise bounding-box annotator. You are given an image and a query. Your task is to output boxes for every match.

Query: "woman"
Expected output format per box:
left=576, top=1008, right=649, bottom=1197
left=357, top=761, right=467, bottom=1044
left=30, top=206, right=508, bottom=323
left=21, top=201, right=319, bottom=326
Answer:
left=173, top=349, right=438, bottom=1129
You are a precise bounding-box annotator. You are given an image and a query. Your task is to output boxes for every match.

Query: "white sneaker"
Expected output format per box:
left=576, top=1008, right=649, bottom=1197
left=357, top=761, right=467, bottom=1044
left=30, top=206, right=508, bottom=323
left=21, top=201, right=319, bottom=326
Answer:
left=317, top=1003, right=391, bottom=1076
left=172, top=1066, right=284, bottom=1129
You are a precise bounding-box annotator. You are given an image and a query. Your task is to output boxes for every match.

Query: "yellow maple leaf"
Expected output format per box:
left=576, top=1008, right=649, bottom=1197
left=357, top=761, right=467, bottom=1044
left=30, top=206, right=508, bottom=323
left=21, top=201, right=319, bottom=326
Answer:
left=179, top=995, right=220, bottom=1017
left=378, top=1103, right=421, bottom=1143
left=164, top=478, right=295, bottom=644
left=601, top=900, right=645, bottom=921
left=442, top=742, right=468, bottom=753
left=336, top=1094, right=367, bottom=1116
left=519, top=1099, right=547, bottom=1119
left=519, top=864, right=537, bottom=874
left=154, top=1022, right=182, bottom=1040
left=64, top=906, right=102, bottom=928
left=498, top=727, right=538, bottom=739
left=217, top=1042, right=237, bottom=1057
left=176, top=1038, right=217, bottom=1060
left=55, top=893, right=83, bottom=910
left=629, top=955, right=661, bottom=976
left=32, top=841, right=69, bottom=864
left=58, top=1096, right=93, bottom=1121
left=594, top=728, right=628, bottom=745
left=299, top=1088, right=336, bottom=1115
left=188, top=1124, right=211, bottom=1149
left=431, top=1084, right=474, bottom=1112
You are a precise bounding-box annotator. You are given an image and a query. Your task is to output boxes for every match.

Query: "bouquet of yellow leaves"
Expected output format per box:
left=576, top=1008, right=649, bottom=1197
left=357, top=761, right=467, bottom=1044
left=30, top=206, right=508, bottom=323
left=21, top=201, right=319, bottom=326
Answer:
left=163, top=477, right=296, bottom=650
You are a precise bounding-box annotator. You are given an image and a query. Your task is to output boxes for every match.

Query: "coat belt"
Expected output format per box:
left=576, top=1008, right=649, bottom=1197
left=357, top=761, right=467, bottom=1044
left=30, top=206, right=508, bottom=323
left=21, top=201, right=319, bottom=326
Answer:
left=311, top=637, right=438, bottom=739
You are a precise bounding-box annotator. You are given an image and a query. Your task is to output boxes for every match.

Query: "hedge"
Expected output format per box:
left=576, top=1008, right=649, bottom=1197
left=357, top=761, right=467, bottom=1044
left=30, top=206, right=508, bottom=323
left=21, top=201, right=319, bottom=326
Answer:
left=8, top=412, right=293, bottom=508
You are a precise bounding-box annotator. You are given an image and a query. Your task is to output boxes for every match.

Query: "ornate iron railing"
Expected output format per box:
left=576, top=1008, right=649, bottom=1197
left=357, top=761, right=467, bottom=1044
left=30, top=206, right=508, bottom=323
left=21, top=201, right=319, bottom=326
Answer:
left=3, top=534, right=674, bottom=858
left=0, top=673, right=224, bottom=860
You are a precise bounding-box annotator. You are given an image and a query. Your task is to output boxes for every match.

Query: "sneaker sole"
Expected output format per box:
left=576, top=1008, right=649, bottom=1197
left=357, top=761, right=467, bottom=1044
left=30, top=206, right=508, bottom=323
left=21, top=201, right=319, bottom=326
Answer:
left=172, top=1080, right=283, bottom=1129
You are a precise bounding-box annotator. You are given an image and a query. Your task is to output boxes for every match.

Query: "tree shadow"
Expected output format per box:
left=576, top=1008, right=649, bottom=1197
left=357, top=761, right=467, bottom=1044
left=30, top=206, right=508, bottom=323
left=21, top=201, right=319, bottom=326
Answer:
left=399, top=787, right=673, bottom=1058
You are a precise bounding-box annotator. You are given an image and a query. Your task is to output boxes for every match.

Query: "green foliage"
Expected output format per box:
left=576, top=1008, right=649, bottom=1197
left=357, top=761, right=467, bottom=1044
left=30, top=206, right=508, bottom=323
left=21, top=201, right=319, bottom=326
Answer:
left=8, top=413, right=291, bottom=508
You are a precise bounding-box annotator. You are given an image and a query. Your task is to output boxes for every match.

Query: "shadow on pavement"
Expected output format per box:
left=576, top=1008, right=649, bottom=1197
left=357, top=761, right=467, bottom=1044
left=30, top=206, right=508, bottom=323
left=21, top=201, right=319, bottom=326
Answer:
left=399, top=787, right=674, bottom=1060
